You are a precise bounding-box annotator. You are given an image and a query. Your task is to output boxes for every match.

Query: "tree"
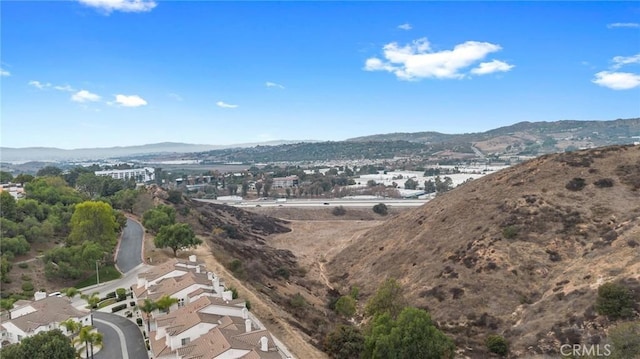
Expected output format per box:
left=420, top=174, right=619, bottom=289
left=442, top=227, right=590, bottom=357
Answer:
left=596, top=282, right=635, bottom=320
left=154, top=223, right=202, bottom=257
left=68, top=201, right=118, bottom=249
left=365, top=278, right=407, bottom=319
left=607, top=321, right=640, bottom=359
left=424, top=180, right=436, bottom=194
left=167, top=190, right=183, bottom=204
left=142, top=205, right=176, bottom=234
left=155, top=294, right=179, bottom=313
left=80, top=292, right=100, bottom=325
left=404, top=178, right=418, bottom=190
left=241, top=181, right=249, bottom=197
left=62, top=287, right=81, bottom=299
left=435, top=176, right=453, bottom=193
left=486, top=334, right=508, bottom=356
left=255, top=182, right=263, bottom=197
left=263, top=178, right=273, bottom=197
left=73, top=326, right=92, bottom=359
left=0, top=191, right=17, bottom=220
left=112, top=189, right=138, bottom=213
left=372, top=203, right=388, bottom=216
left=13, top=173, right=35, bottom=185
left=0, top=329, right=76, bottom=359
left=86, top=329, right=103, bottom=359
left=1, top=255, right=12, bottom=283
left=59, top=318, right=81, bottom=336
left=334, top=296, right=357, bottom=317
left=36, top=166, right=63, bottom=177
left=324, top=324, right=365, bottom=359
left=0, top=171, right=14, bottom=183
left=139, top=298, right=157, bottom=333
left=364, top=307, right=455, bottom=359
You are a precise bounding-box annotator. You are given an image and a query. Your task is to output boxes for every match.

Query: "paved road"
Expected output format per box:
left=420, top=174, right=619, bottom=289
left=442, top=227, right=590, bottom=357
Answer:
left=196, top=198, right=430, bottom=208
left=94, top=312, right=148, bottom=359
left=117, top=218, right=144, bottom=273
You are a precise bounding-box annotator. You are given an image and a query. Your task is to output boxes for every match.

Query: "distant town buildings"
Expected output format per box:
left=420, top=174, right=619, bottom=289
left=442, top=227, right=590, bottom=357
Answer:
left=0, top=184, right=25, bottom=200
left=94, top=167, right=155, bottom=183
left=271, top=176, right=298, bottom=188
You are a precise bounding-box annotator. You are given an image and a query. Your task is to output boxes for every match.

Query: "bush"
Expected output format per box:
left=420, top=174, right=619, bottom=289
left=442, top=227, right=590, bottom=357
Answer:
left=167, top=190, right=183, bottom=204
left=332, top=206, right=347, bottom=216
left=130, top=301, right=136, bottom=307
left=373, top=203, right=388, bottom=216
left=334, top=296, right=357, bottom=317
left=594, top=178, right=614, bottom=188
left=289, top=293, right=307, bottom=308
left=17, top=263, right=28, bottom=269
left=245, top=300, right=251, bottom=311
left=502, top=226, right=519, bottom=239
left=607, top=321, right=640, bottom=359
left=116, top=288, right=127, bottom=301
left=274, top=267, right=290, bottom=280
left=596, top=282, right=635, bottom=320
left=566, top=177, right=586, bottom=191
left=111, top=303, right=127, bottom=313
left=21, top=274, right=31, bottom=281
left=21, top=281, right=34, bottom=292
left=486, top=334, right=509, bottom=356
left=136, top=318, right=143, bottom=326
left=105, top=291, right=116, bottom=299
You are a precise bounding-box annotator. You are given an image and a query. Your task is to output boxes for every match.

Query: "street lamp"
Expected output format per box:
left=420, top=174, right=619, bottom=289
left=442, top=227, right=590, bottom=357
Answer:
left=96, top=260, right=100, bottom=286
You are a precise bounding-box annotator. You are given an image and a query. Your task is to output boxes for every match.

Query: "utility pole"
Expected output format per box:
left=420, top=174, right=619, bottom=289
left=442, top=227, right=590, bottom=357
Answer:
left=96, top=260, right=100, bottom=286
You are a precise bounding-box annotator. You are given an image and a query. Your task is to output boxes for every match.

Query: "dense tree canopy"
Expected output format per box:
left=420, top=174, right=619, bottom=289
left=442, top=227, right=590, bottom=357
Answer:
left=0, top=191, right=17, bottom=220
left=364, top=307, right=455, bottom=359
left=68, top=201, right=119, bottom=250
left=324, top=325, right=365, bottom=359
left=0, top=329, right=75, bottom=359
left=36, top=166, right=63, bottom=177
left=154, top=223, right=202, bottom=256
left=142, top=205, right=176, bottom=234
left=364, top=278, right=407, bottom=319
left=0, top=170, right=14, bottom=183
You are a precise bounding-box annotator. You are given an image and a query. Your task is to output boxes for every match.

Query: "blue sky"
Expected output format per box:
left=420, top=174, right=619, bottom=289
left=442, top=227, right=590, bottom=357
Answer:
left=1, top=1, right=639, bottom=149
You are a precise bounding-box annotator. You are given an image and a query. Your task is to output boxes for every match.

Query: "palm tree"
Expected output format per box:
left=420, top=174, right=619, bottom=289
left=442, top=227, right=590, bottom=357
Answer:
left=80, top=292, right=100, bottom=325
left=60, top=318, right=81, bottom=337
left=73, top=326, right=92, bottom=359
left=62, top=287, right=81, bottom=299
left=155, top=295, right=179, bottom=314
left=87, top=330, right=103, bottom=359
left=139, top=298, right=157, bottom=334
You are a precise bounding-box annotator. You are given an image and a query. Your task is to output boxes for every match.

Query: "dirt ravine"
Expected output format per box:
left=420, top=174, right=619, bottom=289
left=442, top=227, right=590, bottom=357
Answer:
left=192, top=242, right=327, bottom=359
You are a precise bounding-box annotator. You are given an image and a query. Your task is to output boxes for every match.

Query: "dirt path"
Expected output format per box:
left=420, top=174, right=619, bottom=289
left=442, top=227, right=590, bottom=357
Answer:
left=192, top=242, right=327, bottom=359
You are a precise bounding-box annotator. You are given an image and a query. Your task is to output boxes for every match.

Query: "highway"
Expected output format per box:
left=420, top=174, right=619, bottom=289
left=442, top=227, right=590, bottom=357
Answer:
left=195, top=198, right=430, bottom=208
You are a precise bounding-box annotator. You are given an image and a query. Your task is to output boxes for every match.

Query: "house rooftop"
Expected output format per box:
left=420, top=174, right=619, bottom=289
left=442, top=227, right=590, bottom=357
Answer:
left=7, top=297, right=89, bottom=332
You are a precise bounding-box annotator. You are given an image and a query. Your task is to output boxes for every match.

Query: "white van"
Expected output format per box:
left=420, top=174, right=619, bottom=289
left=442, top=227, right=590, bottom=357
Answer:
left=48, top=291, right=62, bottom=297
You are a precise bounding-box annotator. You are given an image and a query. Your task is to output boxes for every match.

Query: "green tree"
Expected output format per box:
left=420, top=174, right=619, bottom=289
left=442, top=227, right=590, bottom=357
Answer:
left=36, top=166, right=63, bottom=177
left=364, top=307, right=455, bottom=359
left=0, top=171, right=14, bottom=183
left=155, top=294, right=179, bottom=313
left=13, top=173, right=35, bottom=185
left=68, top=201, right=118, bottom=249
left=241, top=181, right=249, bottom=197
left=0, top=329, right=75, bottom=359
left=139, top=298, right=157, bottom=333
left=486, top=334, right=508, bottom=356
left=424, top=180, right=436, bottom=194
left=59, top=318, right=81, bottom=336
left=334, top=296, right=357, bottom=317
left=61, top=287, right=81, bottom=299
left=324, top=324, right=365, bottom=359
left=112, top=189, right=138, bottom=213
left=607, top=321, right=640, bottom=359
left=1, top=255, right=12, bottom=283
left=255, top=182, right=263, bottom=197
left=596, top=282, right=635, bottom=320
left=404, top=178, right=418, bottom=190
left=80, top=292, right=100, bottom=325
left=142, top=205, right=176, bottom=234
left=1, top=236, right=31, bottom=257
left=167, top=190, right=183, bottom=204
left=154, top=223, right=202, bottom=257
left=364, top=278, right=407, bottom=319
left=0, top=191, right=17, bottom=220
left=435, top=176, right=454, bottom=193
left=73, top=326, right=92, bottom=359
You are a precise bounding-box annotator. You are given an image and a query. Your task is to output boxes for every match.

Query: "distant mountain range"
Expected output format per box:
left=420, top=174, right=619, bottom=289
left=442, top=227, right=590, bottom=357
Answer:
left=0, top=140, right=314, bottom=162
left=2, top=118, right=638, bottom=163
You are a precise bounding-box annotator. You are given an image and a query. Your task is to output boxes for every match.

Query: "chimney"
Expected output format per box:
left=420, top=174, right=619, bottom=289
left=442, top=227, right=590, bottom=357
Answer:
left=260, top=336, right=268, bottom=352
left=245, top=319, right=252, bottom=333
left=34, top=291, right=47, bottom=301
left=196, top=266, right=201, bottom=274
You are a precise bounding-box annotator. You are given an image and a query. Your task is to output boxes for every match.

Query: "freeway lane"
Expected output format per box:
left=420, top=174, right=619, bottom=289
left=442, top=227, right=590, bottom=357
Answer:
left=196, top=198, right=430, bottom=208
left=117, top=218, right=144, bottom=273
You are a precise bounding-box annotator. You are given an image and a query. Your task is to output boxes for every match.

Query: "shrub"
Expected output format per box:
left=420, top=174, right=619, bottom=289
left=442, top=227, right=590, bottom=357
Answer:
left=373, top=203, right=388, bottom=216
left=136, top=318, right=143, bottom=326
left=486, top=334, right=509, bottom=356
left=228, top=286, right=239, bottom=299
left=17, top=263, right=28, bottom=269
left=332, top=206, right=347, bottom=216
left=594, top=178, right=614, bottom=188
left=111, top=303, right=127, bottom=313
left=245, top=300, right=251, bottom=311
left=334, top=296, right=357, bottom=317
left=105, top=291, right=116, bottom=299
left=130, top=301, right=136, bottom=307
left=274, top=267, right=290, bottom=280
left=502, top=226, right=519, bottom=239
left=116, top=288, right=127, bottom=301
left=566, top=177, right=586, bottom=191
left=21, top=281, right=34, bottom=292
left=167, top=190, right=183, bottom=204
left=21, top=274, right=31, bottom=281
left=607, top=321, right=640, bottom=359
left=289, top=293, right=307, bottom=308
left=596, top=282, right=635, bottom=320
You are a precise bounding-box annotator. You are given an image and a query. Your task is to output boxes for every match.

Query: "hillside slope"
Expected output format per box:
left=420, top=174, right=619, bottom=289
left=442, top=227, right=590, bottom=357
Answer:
left=328, top=145, right=640, bottom=357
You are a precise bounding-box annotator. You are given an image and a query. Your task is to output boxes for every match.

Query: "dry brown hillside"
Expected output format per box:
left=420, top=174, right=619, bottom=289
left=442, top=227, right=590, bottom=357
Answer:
left=328, top=145, right=640, bottom=357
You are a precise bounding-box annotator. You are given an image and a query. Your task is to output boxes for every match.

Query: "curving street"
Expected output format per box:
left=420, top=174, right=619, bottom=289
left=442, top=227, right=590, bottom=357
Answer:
left=117, top=218, right=144, bottom=273
left=94, top=312, right=148, bottom=359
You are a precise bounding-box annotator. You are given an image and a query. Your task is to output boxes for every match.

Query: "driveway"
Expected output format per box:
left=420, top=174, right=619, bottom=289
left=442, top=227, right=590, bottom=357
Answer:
left=117, top=218, right=144, bottom=273
left=93, top=312, right=148, bottom=359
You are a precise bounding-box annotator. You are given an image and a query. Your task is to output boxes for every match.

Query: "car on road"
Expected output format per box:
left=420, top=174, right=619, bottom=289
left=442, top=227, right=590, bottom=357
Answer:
left=323, top=202, right=330, bottom=205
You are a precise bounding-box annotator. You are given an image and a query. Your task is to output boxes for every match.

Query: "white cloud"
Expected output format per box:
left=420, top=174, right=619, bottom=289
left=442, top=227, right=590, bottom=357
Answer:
left=611, top=54, right=640, bottom=69
left=607, top=22, right=640, bottom=29
left=78, top=0, right=157, bottom=14
left=0, top=68, right=10, bottom=77
left=364, top=37, right=511, bottom=80
left=470, top=59, right=515, bottom=75
left=216, top=101, right=238, bottom=109
left=54, top=84, right=75, bottom=92
left=265, top=81, right=285, bottom=89
left=592, top=71, right=640, bottom=90
left=28, top=80, right=51, bottom=89
left=397, top=23, right=412, bottom=31
left=115, top=94, right=147, bottom=107
left=72, top=90, right=101, bottom=102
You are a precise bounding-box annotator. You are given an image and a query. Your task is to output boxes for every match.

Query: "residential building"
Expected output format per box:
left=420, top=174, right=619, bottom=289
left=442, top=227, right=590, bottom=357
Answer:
left=94, top=167, right=155, bottom=183
left=271, top=176, right=299, bottom=188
